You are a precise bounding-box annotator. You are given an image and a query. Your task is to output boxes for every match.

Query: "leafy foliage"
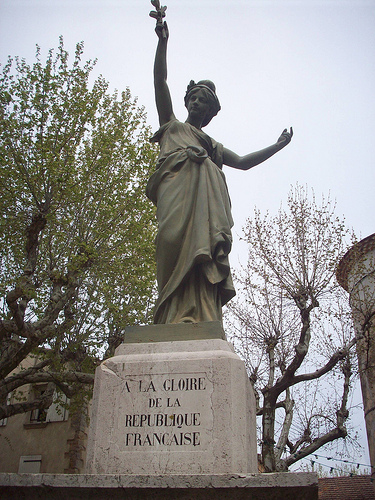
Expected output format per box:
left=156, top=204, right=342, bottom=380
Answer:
left=0, top=38, right=158, bottom=419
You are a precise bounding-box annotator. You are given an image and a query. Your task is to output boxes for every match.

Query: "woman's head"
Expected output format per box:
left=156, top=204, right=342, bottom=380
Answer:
left=184, top=80, right=221, bottom=127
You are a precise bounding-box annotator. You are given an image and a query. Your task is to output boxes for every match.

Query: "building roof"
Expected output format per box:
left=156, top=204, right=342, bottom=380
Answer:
left=336, top=233, right=375, bottom=291
left=318, top=475, right=375, bottom=500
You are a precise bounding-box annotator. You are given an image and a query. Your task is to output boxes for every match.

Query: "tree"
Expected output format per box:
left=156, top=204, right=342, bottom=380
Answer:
left=0, top=38, right=158, bottom=420
left=226, top=186, right=359, bottom=472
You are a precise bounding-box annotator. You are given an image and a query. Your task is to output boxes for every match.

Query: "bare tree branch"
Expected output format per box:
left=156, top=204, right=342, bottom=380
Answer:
left=281, top=356, right=351, bottom=470
left=0, top=381, right=55, bottom=420
left=0, top=369, right=95, bottom=419
left=226, top=186, right=356, bottom=472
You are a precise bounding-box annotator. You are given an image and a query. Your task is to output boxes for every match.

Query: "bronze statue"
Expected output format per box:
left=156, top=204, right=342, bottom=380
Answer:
left=147, top=2, right=293, bottom=324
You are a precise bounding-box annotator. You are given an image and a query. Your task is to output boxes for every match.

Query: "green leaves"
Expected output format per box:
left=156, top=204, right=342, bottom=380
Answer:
left=0, top=39, right=158, bottom=402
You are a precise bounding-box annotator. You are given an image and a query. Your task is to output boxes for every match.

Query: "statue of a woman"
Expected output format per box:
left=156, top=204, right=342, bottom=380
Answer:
left=146, top=20, right=293, bottom=325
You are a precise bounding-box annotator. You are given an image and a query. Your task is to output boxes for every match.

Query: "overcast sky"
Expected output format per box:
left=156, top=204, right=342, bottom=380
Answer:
left=1, top=0, right=373, bottom=470
left=1, top=1, right=374, bottom=246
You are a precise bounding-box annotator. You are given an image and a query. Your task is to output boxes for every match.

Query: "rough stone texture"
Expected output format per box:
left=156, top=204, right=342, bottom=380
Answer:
left=86, top=331, right=257, bottom=475
left=64, top=411, right=88, bottom=474
left=0, top=472, right=319, bottom=499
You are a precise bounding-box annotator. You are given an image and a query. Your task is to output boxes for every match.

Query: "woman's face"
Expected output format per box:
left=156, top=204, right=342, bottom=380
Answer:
left=187, top=89, right=211, bottom=123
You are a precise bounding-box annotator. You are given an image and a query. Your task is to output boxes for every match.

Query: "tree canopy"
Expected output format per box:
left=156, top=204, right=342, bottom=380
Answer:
left=0, top=38, right=158, bottom=420
left=226, top=185, right=359, bottom=472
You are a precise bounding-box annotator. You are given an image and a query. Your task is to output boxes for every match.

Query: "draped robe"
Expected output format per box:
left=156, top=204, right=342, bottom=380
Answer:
left=146, top=119, right=235, bottom=324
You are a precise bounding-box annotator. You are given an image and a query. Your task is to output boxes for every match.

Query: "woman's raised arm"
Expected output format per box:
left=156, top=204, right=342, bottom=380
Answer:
left=223, top=128, right=293, bottom=170
left=154, top=22, right=175, bottom=126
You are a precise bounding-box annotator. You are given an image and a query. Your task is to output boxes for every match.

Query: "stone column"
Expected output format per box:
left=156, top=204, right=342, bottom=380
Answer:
left=337, top=233, right=375, bottom=478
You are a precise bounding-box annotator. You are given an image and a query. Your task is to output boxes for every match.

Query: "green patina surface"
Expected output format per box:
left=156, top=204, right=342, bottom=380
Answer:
left=124, top=321, right=226, bottom=343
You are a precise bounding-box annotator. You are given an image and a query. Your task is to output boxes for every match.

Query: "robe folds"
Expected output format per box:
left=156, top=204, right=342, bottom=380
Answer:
left=146, top=119, right=235, bottom=324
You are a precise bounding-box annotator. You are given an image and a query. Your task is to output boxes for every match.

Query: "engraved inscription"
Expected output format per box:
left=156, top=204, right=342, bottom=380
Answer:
left=118, top=373, right=211, bottom=451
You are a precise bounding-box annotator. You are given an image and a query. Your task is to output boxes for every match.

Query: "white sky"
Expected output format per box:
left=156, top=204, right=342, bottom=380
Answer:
left=1, top=0, right=373, bottom=471
left=1, top=1, right=374, bottom=245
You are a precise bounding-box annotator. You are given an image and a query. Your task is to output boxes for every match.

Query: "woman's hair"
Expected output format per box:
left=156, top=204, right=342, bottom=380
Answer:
left=184, top=80, right=221, bottom=127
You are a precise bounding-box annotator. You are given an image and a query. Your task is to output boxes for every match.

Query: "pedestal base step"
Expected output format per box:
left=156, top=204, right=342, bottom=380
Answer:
left=0, top=472, right=318, bottom=500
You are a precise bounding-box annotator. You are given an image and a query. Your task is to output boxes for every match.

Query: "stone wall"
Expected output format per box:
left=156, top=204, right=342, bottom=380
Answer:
left=337, top=233, right=375, bottom=478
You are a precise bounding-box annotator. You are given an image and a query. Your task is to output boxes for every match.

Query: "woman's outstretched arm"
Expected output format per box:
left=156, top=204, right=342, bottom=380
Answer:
left=154, top=22, right=175, bottom=126
left=223, top=128, right=293, bottom=170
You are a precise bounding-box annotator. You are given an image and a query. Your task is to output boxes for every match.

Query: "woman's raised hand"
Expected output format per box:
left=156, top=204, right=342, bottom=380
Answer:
left=155, top=21, right=168, bottom=41
left=277, top=127, right=293, bottom=148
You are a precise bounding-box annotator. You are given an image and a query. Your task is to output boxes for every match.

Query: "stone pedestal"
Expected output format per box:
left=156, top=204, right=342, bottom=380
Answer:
left=0, top=472, right=319, bottom=499
left=86, top=322, right=257, bottom=475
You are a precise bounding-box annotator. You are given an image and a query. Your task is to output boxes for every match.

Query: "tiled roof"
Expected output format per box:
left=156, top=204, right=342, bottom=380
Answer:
left=319, top=475, right=375, bottom=500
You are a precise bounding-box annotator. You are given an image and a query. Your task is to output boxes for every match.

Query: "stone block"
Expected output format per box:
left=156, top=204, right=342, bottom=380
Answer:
left=0, top=472, right=319, bottom=499
left=86, top=325, right=257, bottom=475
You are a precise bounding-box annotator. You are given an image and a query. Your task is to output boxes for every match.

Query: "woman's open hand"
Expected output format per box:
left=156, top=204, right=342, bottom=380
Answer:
left=277, top=127, right=293, bottom=148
